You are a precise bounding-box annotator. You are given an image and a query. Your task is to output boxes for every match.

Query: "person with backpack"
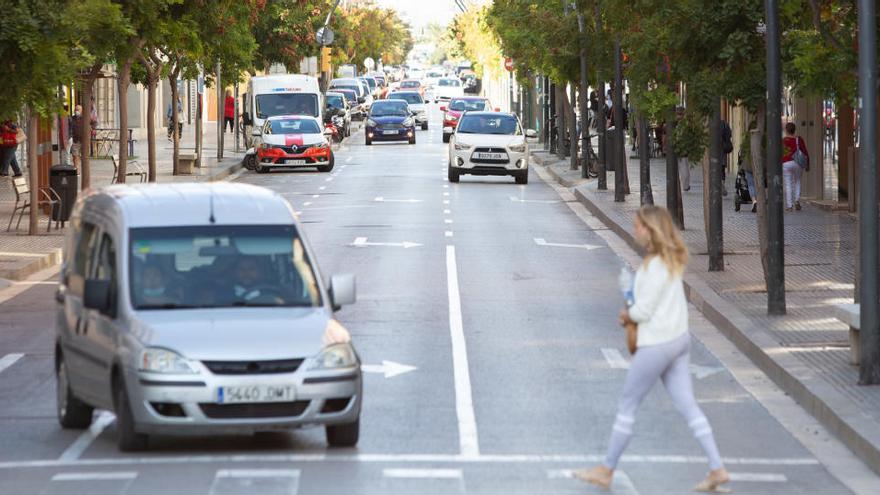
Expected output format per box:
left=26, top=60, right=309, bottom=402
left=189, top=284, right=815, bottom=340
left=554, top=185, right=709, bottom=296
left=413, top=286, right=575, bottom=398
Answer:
left=720, top=120, right=734, bottom=196
left=782, top=122, right=809, bottom=211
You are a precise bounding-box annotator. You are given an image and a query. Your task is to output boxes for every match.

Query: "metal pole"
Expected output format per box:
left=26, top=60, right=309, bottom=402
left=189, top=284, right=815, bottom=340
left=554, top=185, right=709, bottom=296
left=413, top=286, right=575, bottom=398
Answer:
left=578, top=12, right=590, bottom=179
left=216, top=60, right=223, bottom=160
left=708, top=97, right=724, bottom=271
left=234, top=83, right=240, bottom=153
left=764, top=0, right=786, bottom=315
left=857, top=0, right=879, bottom=383
left=549, top=81, right=557, bottom=154
left=595, top=4, right=607, bottom=190
left=613, top=40, right=626, bottom=200
left=544, top=76, right=551, bottom=149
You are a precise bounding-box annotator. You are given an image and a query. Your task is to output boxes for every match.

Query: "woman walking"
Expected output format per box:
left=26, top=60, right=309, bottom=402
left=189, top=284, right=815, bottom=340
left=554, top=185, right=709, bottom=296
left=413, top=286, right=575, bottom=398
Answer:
left=782, top=122, right=809, bottom=212
left=224, top=90, right=235, bottom=133
left=574, top=206, right=729, bottom=492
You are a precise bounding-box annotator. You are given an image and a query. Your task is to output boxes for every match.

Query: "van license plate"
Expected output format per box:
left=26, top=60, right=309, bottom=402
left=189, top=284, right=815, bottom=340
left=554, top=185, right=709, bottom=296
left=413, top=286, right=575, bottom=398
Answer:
left=217, top=385, right=295, bottom=404
left=285, top=159, right=306, bottom=165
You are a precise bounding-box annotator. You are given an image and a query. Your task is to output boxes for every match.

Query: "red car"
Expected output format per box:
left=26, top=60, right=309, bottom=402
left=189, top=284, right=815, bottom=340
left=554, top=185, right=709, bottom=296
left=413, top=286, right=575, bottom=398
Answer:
left=441, top=97, right=496, bottom=143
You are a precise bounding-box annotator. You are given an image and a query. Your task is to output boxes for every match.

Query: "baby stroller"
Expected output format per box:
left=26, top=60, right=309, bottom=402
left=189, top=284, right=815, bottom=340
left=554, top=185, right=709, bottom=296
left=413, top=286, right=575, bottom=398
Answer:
left=734, top=168, right=752, bottom=212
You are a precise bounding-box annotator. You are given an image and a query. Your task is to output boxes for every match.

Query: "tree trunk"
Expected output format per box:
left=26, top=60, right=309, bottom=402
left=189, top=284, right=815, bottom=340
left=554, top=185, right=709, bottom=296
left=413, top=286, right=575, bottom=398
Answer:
left=116, top=57, right=133, bottom=183
left=613, top=40, right=630, bottom=197
left=751, top=104, right=771, bottom=291
left=555, top=83, right=566, bottom=159
left=707, top=99, right=724, bottom=271
left=568, top=84, right=578, bottom=170
left=666, top=105, right=684, bottom=229
left=597, top=80, right=608, bottom=190
left=145, top=71, right=158, bottom=182
left=79, top=64, right=101, bottom=190
left=639, top=114, right=653, bottom=205
left=27, top=109, right=39, bottom=235
left=838, top=102, right=854, bottom=203
left=169, top=67, right=181, bottom=176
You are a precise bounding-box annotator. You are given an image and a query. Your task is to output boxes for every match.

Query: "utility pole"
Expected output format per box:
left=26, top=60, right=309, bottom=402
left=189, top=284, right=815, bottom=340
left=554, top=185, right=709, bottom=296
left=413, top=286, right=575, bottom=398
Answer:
left=234, top=83, right=240, bottom=153
left=708, top=98, right=724, bottom=271
left=216, top=60, right=223, bottom=160
left=857, top=0, right=879, bottom=383
left=764, top=0, right=786, bottom=315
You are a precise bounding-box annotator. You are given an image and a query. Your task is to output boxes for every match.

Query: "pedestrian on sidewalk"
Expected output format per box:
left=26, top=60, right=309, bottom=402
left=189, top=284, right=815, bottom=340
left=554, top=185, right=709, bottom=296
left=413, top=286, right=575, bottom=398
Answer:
left=782, top=122, right=809, bottom=212
left=224, top=90, right=235, bottom=133
left=166, top=98, right=183, bottom=141
left=736, top=122, right=758, bottom=213
left=574, top=206, right=729, bottom=493
left=720, top=119, right=733, bottom=196
left=68, top=104, right=83, bottom=169
left=0, top=120, right=24, bottom=177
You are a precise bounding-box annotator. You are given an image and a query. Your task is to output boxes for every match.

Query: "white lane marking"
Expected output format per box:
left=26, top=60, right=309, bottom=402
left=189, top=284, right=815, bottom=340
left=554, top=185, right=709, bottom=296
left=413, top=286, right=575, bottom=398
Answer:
left=443, top=200, right=450, bottom=205
left=509, top=196, right=560, bottom=204
left=211, top=469, right=300, bottom=495
left=319, top=186, right=326, bottom=190
left=444, top=209, right=451, bottom=214
left=729, top=472, right=788, bottom=482
left=0, top=264, right=60, bottom=306
left=303, top=202, right=312, bottom=206
left=444, top=192, right=450, bottom=196
left=534, top=238, right=603, bottom=250
left=57, top=412, right=115, bottom=462
left=548, top=469, right=639, bottom=494
left=445, top=231, right=454, bottom=238
left=384, top=468, right=462, bottom=479
left=325, top=177, right=333, bottom=182
left=0, top=353, right=24, bottom=374
left=445, top=219, right=453, bottom=224
left=0, top=453, right=820, bottom=470
left=444, top=184, right=449, bottom=189
left=446, top=246, right=480, bottom=458
left=374, top=197, right=422, bottom=203
left=602, top=348, right=631, bottom=369
left=351, top=237, right=422, bottom=249
left=346, top=156, right=353, bottom=162
left=216, top=469, right=301, bottom=478
left=312, top=194, right=320, bottom=198
left=52, top=471, right=137, bottom=481
left=361, top=360, right=418, bottom=378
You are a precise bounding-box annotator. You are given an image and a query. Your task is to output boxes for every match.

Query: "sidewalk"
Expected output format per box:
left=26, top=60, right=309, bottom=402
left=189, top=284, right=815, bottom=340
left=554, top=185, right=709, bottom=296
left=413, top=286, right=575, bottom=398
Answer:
left=0, top=124, right=244, bottom=282
left=532, top=147, right=880, bottom=474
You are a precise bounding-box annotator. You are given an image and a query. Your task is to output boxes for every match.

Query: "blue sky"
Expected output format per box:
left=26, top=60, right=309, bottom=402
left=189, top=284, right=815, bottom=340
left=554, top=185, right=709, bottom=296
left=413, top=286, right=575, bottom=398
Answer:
left=373, top=0, right=459, bottom=29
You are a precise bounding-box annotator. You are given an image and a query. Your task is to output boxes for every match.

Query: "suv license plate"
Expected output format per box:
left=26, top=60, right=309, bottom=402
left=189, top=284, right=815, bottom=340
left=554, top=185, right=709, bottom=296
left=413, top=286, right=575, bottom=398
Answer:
left=474, top=152, right=507, bottom=160
left=217, top=385, right=295, bottom=404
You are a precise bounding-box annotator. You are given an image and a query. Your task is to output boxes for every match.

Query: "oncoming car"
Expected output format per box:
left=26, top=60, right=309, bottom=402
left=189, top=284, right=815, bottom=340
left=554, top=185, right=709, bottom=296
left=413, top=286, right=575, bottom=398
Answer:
left=447, top=112, right=537, bottom=184
left=365, top=99, right=417, bottom=145
left=55, top=183, right=361, bottom=451
left=253, top=116, right=334, bottom=174
left=387, top=91, right=428, bottom=130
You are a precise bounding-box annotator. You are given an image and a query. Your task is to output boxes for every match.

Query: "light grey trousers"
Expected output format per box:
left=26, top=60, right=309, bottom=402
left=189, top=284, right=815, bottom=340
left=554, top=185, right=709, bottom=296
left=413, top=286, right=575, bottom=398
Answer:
left=603, top=332, right=724, bottom=471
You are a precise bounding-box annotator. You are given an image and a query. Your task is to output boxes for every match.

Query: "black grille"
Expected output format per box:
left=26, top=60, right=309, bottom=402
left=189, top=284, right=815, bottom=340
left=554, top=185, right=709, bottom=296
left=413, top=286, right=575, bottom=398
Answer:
left=378, top=123, right=404, bottom=130
left=278, top=145, right=308, bottom=154
left=199, top=400, right=310, bottom=419
left=474, top=147, right=507, bottom=154
left=202, top=359, right=304, bottom=375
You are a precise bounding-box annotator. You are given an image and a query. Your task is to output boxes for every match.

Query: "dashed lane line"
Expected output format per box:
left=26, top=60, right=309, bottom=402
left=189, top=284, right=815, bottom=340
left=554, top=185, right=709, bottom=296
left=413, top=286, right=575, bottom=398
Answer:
left=0, top=353, right=25, bottom=375
left=57, top=412, right=115, bottom=462
left=383, top=468, right=462, bottom=479
left=51, top=472, right=137, bottom=481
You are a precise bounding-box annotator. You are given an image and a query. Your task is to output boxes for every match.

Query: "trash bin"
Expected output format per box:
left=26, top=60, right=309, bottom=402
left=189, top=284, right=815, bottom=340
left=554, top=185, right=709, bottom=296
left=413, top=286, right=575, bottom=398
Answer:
left=50, top=164, right=78, bottom=222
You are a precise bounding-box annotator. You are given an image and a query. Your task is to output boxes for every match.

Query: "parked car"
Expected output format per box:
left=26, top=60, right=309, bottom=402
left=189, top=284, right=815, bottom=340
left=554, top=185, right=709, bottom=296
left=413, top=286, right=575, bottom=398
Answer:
left=359, top=76, right=379, bottom=99
left=442, top=97, right=495, bottom=143
left=365, top=99, right=417, bottom=145
left=335, top=89, right=363, bottom=119
left=447, top=111, right=537, bottom=184
left=324, top=92, right=352, bottom=138
left=433, top=78, right=464, bottom=103
left=252, top=115, right=334, bottom=173
left=387, top=91, right=428, bottom=130
left=55, top=182, right=361, bottom=451
left=329, top=78, right=373, bottom=110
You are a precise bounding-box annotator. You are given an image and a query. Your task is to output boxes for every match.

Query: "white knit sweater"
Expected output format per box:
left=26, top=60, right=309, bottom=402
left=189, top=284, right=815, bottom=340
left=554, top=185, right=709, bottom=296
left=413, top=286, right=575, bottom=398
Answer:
left=628, top=256, right=688, bottom=347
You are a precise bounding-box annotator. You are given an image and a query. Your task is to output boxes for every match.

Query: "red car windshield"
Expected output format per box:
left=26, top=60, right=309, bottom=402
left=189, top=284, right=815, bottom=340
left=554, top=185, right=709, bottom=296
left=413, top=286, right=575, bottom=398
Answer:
left=449, top=99, right=488, bottom=112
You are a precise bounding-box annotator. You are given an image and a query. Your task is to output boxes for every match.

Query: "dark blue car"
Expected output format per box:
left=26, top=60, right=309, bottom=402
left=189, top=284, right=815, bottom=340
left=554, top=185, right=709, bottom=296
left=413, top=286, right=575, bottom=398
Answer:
left=365, top=99, right=416, bottom=145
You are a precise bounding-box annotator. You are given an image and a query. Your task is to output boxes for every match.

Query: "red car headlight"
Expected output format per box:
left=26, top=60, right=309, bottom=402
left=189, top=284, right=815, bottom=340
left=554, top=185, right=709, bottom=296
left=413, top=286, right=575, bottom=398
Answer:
left=304, top=144, right=330, bottom=157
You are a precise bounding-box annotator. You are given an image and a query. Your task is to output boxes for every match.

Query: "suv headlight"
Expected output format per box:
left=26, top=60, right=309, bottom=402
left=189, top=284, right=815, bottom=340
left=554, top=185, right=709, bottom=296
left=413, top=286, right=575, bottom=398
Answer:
left=454, top=142, right=472, bottom=151
left=140, top=348, right=198, bottom=374
left=508, top=142, right=527, bottom=153
left=366, top=119, right=377, bottom=127
left=309, top=344, right=358, bottom=371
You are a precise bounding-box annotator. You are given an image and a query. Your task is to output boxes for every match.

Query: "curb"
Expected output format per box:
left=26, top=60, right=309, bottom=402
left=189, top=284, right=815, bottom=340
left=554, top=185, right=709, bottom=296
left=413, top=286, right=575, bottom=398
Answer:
left=207, top=157, right=244, bottom=181
left=534, top=151, right=880, bottom=475
left=0, top=248, right=63, bottom=281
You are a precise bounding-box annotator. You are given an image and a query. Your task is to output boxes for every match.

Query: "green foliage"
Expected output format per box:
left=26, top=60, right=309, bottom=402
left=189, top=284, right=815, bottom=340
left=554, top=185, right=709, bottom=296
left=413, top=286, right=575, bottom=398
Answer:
left=333, top=5, right=412, bottom=70
left=673, top=110, right=707, bottom=159
left=446, top=5, right=503, bottom=80
left=251, top=0, right=325, bottom=72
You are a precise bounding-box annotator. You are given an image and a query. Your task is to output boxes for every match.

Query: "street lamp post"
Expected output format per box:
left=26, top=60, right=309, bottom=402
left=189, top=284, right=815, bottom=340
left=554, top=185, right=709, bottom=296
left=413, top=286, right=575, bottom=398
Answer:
left=764, top=0, right=786, bottom=315
left=856, top=0, right=879, bottom=383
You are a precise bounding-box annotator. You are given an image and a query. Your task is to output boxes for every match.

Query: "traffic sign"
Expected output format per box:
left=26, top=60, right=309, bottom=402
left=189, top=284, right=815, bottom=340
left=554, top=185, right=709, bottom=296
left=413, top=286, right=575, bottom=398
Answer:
left=316, top=27, right=335, bottom=46
left=504, top=57, right=515, bottom=72
left=364, top=57, right=375, bottom=70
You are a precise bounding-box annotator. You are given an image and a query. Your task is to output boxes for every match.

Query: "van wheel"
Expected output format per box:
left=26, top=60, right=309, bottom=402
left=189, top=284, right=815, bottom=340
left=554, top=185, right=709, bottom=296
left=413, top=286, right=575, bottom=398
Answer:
left=317, top=152, right=335, bottom=173
left=448, top=166, right=460, bottom=183
left=326, top=418, right=360, bottom=447
left=114, top=376, right=148, bottom=452
left=57, top=356, right=93, bottom=429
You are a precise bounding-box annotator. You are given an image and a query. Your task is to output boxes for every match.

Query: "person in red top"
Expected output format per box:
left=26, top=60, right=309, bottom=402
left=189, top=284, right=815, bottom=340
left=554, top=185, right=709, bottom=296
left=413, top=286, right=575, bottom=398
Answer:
left=781, top=122, right=809, bottom=211
left=224, top=90, right=235, bottom=133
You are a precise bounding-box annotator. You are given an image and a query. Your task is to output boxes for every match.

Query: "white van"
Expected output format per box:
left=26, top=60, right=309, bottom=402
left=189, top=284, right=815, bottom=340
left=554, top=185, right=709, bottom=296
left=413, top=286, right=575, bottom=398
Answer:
left=55, top=183, right=361, bottom=451
left=246, top=75, right=323, bottom=131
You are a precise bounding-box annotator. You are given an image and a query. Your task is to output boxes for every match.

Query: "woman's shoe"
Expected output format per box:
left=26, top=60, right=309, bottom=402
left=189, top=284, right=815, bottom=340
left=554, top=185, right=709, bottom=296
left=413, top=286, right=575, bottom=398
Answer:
left=695, top=468, right=731, bottom=492
left=751, top=202, right=757, bottom=213
left=572, top=466, right=613, bottom=490
left=795, top=201, right=801, bottom=211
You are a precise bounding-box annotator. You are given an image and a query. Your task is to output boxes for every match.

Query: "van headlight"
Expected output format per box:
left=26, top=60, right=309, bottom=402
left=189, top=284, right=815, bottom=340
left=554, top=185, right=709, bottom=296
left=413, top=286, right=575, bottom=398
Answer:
left=508, top=142, right=527, bottom=153
left=140, top=348, right=198, bottom=374
left=309, top=344, right=358, bottom=370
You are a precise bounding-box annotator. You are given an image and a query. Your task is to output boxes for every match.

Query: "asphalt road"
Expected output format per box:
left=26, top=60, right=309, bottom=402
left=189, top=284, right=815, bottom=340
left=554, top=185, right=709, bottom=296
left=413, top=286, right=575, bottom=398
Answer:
left=0, top=104, right=873, bottom=494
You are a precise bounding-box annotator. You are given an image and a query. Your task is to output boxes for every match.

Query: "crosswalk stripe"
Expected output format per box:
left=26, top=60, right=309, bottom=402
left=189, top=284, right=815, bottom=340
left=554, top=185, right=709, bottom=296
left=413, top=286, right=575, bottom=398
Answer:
left=52, top=471, right=137, bottom=481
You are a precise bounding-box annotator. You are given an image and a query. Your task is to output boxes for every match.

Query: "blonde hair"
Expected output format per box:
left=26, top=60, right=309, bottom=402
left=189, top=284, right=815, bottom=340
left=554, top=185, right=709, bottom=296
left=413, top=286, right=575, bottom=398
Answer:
left=636, top=206, right=689, bottom=275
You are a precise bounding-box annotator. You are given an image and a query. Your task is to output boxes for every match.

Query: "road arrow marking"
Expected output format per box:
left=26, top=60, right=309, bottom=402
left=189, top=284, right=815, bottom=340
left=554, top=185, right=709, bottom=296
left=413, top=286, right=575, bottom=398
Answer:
left=534, top=238, right=603, bottom=250
left=689, top=364, right=725, bottom=380
left=351, top=237, right=422, bottom=249
left=361, top=360, right=418, bottom=378
left=510, top=196, right=560, bottom=204
left=374, top=197, right=422, bottom=203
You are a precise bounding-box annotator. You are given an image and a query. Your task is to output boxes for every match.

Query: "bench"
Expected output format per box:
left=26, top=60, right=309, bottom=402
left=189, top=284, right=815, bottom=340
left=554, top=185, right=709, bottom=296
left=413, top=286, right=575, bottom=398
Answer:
left=178, top=152, right=198, bottom=174
left=5, top=176, right=62, bottom=232
left=110, top=154, right=147, bottom=184
left=834, top=304, right=860, bottom=365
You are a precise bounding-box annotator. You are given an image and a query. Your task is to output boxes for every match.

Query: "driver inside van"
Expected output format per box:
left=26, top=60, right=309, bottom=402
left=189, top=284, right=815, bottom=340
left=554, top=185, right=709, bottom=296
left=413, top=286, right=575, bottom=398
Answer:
left=140, top=265, right=175, bottom=306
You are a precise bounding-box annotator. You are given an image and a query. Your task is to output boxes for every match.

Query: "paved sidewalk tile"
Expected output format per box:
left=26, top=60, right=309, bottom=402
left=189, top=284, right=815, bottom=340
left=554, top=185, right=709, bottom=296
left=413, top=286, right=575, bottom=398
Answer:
left=532, top=146, right=880, bottom=471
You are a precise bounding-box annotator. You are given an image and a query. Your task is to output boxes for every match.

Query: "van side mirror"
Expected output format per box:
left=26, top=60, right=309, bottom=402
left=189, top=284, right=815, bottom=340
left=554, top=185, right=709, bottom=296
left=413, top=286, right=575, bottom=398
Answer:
left=84, top=279, right=112, bottom=313
left=329, top=274, right=356, bottom=311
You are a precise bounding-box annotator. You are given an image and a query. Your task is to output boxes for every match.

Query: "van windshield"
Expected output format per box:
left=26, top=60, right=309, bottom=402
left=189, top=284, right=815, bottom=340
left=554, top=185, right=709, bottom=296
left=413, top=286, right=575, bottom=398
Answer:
left=129, top=225, right=322, bottom=310
left=256, top=93, right=318, bottom=119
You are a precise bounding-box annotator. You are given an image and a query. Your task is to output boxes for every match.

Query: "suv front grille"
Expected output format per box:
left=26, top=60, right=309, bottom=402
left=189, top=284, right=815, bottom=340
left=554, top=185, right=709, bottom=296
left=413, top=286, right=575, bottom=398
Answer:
left=202, top=359, right=304, bottom=375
